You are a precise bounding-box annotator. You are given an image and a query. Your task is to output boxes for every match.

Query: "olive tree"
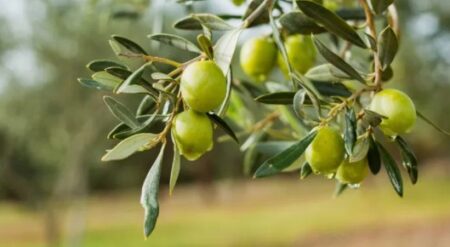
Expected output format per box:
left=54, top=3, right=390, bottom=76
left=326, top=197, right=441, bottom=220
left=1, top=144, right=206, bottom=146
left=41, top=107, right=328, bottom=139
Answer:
left=78, top=0, right=450, bottom=238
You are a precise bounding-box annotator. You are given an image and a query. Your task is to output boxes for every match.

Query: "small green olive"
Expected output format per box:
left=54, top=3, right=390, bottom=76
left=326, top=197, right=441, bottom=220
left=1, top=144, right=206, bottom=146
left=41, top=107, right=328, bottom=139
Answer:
left=180, top=60, right=226, bottom=113
left=172, top=110, right=213, bottom=161
left=240, top=37, right=277, bottom=82
left=305, top=126, right=345, bottom=174
left=231, top=0, right=245, bottom=6
left=336, top=158, right=369, bottom=184
left=369, top=88, right=416, bottom=136
left=278, top=34, right=316, bottom=77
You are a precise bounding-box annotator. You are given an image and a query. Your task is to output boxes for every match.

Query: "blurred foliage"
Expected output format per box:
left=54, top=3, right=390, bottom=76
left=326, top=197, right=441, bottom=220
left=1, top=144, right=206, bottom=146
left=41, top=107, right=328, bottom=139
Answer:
left=0, top=0, right=449, bottom=205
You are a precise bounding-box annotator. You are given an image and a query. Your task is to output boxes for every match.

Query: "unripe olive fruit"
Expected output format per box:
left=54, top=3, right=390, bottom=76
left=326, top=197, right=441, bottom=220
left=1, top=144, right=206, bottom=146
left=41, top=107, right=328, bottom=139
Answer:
left=336, top=158, right=369, bottom=184
left=278, top=35, right=316, bottom=77
left=323, top=0, right=339, bottom=11
left=305, top=126, right=345, bottom=174
left=240, top=37, right=277, bottom=82
left=369, top=89, right=416, bottom=136
left=172, top=110, right=213, bottom=161
left=232, top=0, right=245, bottom=6
left=180, top=60, right=226, bottom=113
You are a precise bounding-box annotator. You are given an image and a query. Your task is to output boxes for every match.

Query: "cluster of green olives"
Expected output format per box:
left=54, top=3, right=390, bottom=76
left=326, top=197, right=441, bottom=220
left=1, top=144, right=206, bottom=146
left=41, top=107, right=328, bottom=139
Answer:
left=240, top=34, right=316, bottom=81
left=305, top=89, right=416, bottom=185
left=172, top=60, right=227, bottom=161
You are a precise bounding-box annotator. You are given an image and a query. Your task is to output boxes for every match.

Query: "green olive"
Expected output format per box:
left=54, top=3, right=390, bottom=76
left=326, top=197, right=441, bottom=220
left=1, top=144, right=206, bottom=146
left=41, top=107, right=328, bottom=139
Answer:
left=180, top=60, right=226, bottom=113
left=278, top=35, right=316, bottom=77
left=305, top=126, right=345, bottom=174
left=172, top=110, right=213, bottom=161
left=323, top=0, right=339, bottom=11
left=231, top=0, right=245, bottom=6
left=240, top=37, right=277, bottom=82
left=369, top=88, right=416, bottom=136
left=336, top=158, right=369, bottom=184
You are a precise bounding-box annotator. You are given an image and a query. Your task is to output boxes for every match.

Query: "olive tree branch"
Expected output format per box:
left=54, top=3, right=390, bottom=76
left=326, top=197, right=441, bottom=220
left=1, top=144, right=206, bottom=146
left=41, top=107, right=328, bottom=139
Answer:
left=358, top=0, right=383, bottom=90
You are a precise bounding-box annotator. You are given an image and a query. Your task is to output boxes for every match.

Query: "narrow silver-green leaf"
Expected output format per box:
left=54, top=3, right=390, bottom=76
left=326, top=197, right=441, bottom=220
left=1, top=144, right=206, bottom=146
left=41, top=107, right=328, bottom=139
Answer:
left=333, top=182, right=348, bottom=198
left=207, top=112, right=239, bottom=143
left=377, top=142, right=403, bottom=197
left=116, top=63, right=150, bottom=94
left=173, top=14, right=234, bottom=31
left=137, top=95, right=156, bottom=116
left=92, top=71, right=123, bottom=89
left=254, top=130, right=317, bottom=178
left=101, top=133, right=158, bottom=161
left=78, top=78, right=115, bottom=91
left=112, top=35, right=148, bottom=55
left=242, top=0, right=270, bottom=27
left=367, top=136, right=381, bottom=175
left=169, top=135, right=181, bottom=195
left=300, top=162, right=312, bottom=179
left=395, top=136, right=418, bottom=184
left=197, top=34, right=214, bottom=59
left=344, top=107, right=357, bottom=156
left=214, top=28, right=243, bottom=75
left=103, top=96, right=140, bottom=129
left=255, top=92, right=295, bottom=105
left=378, top=27, right=398, bottom=70
left=87, top=59, right=127, bottom=72
left=298, top=1, right=367, bottom=48
left=349, top=137, right=370, bottom=163
left=369, top=0, right=394, bottom=15
left=141, top=142, right=166, bottom=238
left=148, top=33, right=201, bottom=54
left=417, top=110, right=450, bottom=136
left=279, top=11, right=326, bottom=35
left=313, top=37, right=366, bottom=84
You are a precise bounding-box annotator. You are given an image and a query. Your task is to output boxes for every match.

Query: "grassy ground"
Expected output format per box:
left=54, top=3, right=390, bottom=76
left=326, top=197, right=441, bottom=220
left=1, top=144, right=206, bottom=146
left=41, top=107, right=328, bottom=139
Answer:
left=1, top=164, right=450, bottom=247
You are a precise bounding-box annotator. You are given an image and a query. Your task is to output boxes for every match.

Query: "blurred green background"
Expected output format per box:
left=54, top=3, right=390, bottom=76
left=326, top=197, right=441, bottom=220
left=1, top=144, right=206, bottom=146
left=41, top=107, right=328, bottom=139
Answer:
left=0, top=0, right=449, bottom=246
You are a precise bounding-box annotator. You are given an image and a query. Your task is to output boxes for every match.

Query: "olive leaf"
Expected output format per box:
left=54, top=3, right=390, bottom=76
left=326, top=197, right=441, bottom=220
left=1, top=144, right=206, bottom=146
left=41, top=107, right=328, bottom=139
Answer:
left=105, top=67, right=132, bottom=80
left=362, top=109, right=387, bottom=127
left=349, top=136, right=370, bottom=163
left=107, top=114, right=168, bottom=140
left=214, top=29, right=243, bottom=76
left=116, top=63, right=156, bottom=95
left=333, top=182, right=348, bottom=198
left=313, top=37, right=366, bottom=84
left=367, top=136, right=381, bottom=175
left=148, top=33, right=201, bottom=54
left=217, top=67, right=233, bottom=117
left=377, top=142, right=403, bottom=197
left=173, top=14, right=234, bottom=31
left=369, top=0, right=394, bottom=15
left=197, top=34, right=214, bottom=59
left=242, top=0, right=270, bottom=27
left=344, top=107, right=357, bottom=156
left=395, top=136, right=418, bottom=184
left=298, top=1, right=367, bottom=48
left=112, top=35, right=148, bottom=55
left=416, top=110, right=450, bottom=136
left=305, top=63, right=352, bottom=82
left=103, top=96, right=140, bottom=129
left=279, top=11, right=326, bottom=35
left=92, top=71, right=123, bottom=90
left=101, top=133, right=159, bottom=162
left=300, top=162, right=313, bottom=179
left=378, top=27, right=398, bottom=70
left=141, top=142, right=166, bottom=238
left=254, top=130, right=317, bottom=178
left=293, top=89, right=307, bottom=117
left=78, top=78, right=116, bottom=91
left=137, top=96, right=156, bottom=116
left=169, top=134, right=181, bottom=195
left=207, top=112, right=239, bottom=143
left=255, top=92, right=296, bottom=105
left=87, top=59, right=127, bottom=72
